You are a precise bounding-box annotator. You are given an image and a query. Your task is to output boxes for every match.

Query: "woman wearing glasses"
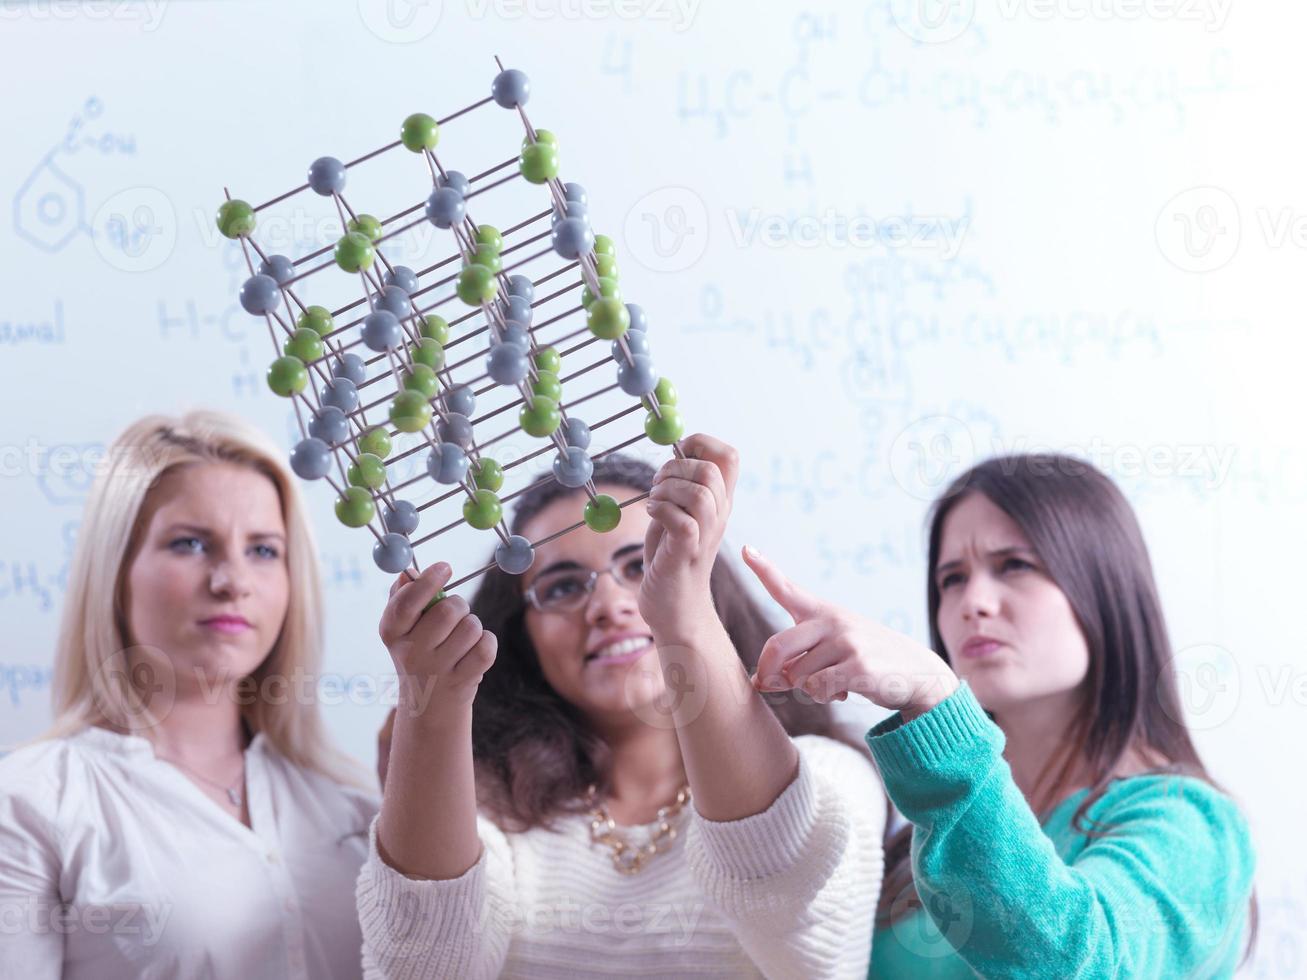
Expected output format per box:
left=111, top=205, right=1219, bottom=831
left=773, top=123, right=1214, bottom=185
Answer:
left=357, top=437, right=885, bottom=979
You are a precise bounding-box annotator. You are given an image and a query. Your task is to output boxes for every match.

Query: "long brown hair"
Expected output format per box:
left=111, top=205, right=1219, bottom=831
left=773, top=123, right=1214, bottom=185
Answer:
left=876, top=453, right=1256, bottom=959
left=468, top=453, right=864, bottom=831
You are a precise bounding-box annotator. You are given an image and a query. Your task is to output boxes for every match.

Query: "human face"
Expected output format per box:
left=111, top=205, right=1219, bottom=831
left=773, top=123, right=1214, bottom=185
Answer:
left=519, top=484, right=663, bottom=725
left=121, top=462, right=290, bottom=696
left=933, top=492, right=1090, bottom=715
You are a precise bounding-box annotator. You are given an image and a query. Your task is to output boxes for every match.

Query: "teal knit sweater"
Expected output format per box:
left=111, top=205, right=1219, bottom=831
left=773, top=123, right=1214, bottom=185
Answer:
left=864, top=682, right=1255, bottom=978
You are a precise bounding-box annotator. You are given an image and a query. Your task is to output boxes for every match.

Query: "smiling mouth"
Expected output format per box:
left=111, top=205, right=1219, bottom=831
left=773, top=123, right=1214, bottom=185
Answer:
left=584, top=636, right=654, bottom=665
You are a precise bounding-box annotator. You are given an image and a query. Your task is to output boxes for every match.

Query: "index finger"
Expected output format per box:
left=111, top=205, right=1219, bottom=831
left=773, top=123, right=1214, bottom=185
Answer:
left=381, top=562, right=453, bottom=639
left=679, top=433, right=740, bottom=498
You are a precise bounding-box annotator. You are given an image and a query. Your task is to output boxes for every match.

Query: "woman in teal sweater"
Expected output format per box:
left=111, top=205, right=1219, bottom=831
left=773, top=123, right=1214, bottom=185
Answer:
left=744, top=453, right=1256, bottom=978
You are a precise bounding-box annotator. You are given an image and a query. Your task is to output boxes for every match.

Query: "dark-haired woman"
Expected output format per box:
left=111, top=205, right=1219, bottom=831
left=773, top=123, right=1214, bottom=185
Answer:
left=357, top=436, right=885, bottom=979
left=746, top=454, right=1256, bottom=978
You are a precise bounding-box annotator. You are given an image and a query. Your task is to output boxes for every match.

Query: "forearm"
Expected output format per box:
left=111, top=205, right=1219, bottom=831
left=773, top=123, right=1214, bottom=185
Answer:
left=376, top=701, right=481, bottom=880
left=656, top=614, right=799, bottom=821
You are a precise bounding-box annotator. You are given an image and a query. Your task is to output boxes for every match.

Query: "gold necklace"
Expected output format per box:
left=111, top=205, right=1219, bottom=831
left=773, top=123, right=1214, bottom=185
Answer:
left=585, top=783, right=691, bottom=875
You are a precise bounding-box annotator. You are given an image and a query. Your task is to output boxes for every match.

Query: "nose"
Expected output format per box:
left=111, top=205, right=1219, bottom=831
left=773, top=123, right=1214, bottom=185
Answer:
left=583, top=569, right=638, bottom=627
left=959, top=571, right=1000, bottom=621
left=208, top=558, right=252, bottom=599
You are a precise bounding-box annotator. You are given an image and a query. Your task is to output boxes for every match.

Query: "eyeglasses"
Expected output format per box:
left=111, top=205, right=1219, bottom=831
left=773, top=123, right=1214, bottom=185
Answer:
left=523, top=553, right=645, bottom=614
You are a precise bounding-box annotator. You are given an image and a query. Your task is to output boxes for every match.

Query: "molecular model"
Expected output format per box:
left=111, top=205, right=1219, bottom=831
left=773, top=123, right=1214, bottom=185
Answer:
left=215, top=60, right=685, bottom=596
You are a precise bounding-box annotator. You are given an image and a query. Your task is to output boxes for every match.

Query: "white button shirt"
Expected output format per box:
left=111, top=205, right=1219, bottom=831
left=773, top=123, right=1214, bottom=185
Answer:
left=0, top=726, right=379, bottom=980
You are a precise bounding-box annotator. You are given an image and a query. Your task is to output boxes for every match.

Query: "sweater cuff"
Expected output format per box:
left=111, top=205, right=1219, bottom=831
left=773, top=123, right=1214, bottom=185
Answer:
left=690, top=752, right=817, bottom=880
left=357, top=813, right=487, bottom=947
left=864, top=681, right=1000, bottom=782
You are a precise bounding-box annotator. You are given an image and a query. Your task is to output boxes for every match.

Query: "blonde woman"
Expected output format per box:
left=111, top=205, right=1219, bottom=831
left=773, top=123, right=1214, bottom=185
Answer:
left=0, top=411, right=379, bottom=980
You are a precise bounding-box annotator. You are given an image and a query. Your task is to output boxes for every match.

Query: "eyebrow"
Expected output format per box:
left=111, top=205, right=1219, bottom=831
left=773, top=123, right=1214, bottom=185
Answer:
left=934, top=546, right=1035, bottom=575
left=162, top=523, right=286, bottom=542
left=529, top=542, right=642, bottom=580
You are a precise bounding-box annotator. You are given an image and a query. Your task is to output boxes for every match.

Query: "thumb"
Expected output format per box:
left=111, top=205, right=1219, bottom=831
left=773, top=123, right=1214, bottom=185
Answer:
left=741, top=545, right=821, bottom=620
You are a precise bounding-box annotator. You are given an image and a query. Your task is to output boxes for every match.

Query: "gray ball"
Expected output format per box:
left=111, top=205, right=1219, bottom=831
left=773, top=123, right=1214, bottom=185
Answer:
left=425, top=186, right=465, bottom=229
left=308, top=156, right=346, bottom=196
left=494, top=534, right=535, bottom=575
left=289, top=437, right=332, bottom=480
left=320, top=377, right=359, bottom=413
left=239, top=274, right=280, bottom=315
left=617, top=354, right=659, bottom=397
left=502, top=294, right=532, bottom=326
left=308, top=406, right=349, bottom=446
left=551, top=217, right=594, bottom=260
left=437, top=413, right=475, bottom=449
left=617, top=331, right=650, bottom=358
left=626, top=303, right=648, bottom=332
left=362, top=310, right=402, bottom=352
left=564, top=182, right=588, bottom=206
left=436, top=170, right=470, bottom=196
left=427, top=442, right=470, bottom=484
left=499, top=322, right=531, bottom=351
left=384, top=265, right=419, bottom=295
left=382, top=499, right=420, bottom=536
left=372, top=532, right=413, bottom=574
left=487, top=343, right=529, bottom=384
left=259, top=254, right=295, bottom=285
left=491, top=68, right=530, bottom=109
left=377, top=284, right=412, bottom=319
left=562, top=417, right=591, bottom=450
left=506, top=274, right=534, bottom=302
left=552, top=447, right=593, bottom=489
left=331, top=353, right=367, bottom=386
left=443, top=384, right=476, bottom=417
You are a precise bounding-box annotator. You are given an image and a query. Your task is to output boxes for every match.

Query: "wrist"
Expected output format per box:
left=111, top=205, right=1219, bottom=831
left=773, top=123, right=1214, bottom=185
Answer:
left=899, top=673, right=960, bottom=722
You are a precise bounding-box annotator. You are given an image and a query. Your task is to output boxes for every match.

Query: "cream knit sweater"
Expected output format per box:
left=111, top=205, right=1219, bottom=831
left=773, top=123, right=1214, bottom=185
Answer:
left=356, top=735, right=885, bottom=979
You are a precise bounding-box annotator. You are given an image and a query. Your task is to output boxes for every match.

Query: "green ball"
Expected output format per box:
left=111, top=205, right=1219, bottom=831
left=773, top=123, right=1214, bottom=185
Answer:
left=519, top=142, right=560, bottom=185
left=584, top=494, right=622, bottom=533
left=390, top=390, right=432, bottom=432
left=645, top=406, right=684, bottom=446
left=522, top=129, right=558, bottom=150
left=348, top=452, right=387, bottom=490
left=348, top=213, right=383, bottom=243
left=532, top=370, right=562, bottom=401
left=463, top=489, right=503, bottom=531
left=358, top=426, right=392, bottom=459
left=593, top=234, right=616, bottom=257
left=283, top=327, right=324, bottom=363
left=422, top=591, right=447, bottom=612
left=587, top=297, right=630, bottom=340
left=421, top=315, right=451, bottom=344
left=519, top=395, right=561, bottom=438
left=216, top=199, right=255, bottom=239
left=472, top=457, right=504, bottom=492
left=410, top=337, right=445, bottom=371
left=653, top=376, right=678, bottom=407
left=266, top=356, right=307, bottom=397
left=298, top=305, right=334, bottom=337
left=401, top=112, right=439, bottom=152
left=403, top=363, right=440, bottom=398
left=334, top=232, right=375, bottom=273
left=335, top=486, right=376, bottom=528
left=469, top=243, right=503, bottom=274
left=534, top=346, right=561, bottom=375
left=581, top=276, right=620, bottom=310
left=457, top=263, right=498, bottom=306
left=594, top=253, right=619, bottom=279
left=475, top=224, right=503, bottom=251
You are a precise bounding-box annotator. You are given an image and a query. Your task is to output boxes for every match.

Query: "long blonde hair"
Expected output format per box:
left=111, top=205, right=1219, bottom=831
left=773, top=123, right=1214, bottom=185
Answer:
left=44, top=409, right=372, bottom=791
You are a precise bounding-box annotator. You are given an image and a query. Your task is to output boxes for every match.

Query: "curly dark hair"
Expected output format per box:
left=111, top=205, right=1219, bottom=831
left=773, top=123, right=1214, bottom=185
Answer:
left=467, top=453, right=867, bottom=831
